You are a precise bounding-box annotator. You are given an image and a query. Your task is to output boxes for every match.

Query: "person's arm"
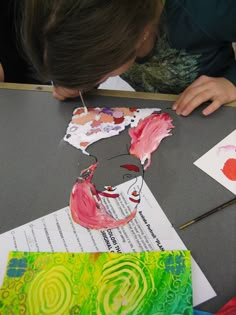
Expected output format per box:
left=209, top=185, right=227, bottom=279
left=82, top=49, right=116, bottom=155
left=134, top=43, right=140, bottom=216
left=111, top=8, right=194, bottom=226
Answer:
left=173, top=1, right=236, bottom=116
left=223, top=60, right=236, bottom=86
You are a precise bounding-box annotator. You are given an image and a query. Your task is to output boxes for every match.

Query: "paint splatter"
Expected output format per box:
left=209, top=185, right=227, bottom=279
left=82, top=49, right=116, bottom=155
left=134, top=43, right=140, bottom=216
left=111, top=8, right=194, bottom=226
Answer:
left=64, top=107, right=161, bottom=154
left=129, top=113, right=174, bottom=170
left=70, top=164, right=137, bottom=229
left=221, top=158, right=236, bottom=181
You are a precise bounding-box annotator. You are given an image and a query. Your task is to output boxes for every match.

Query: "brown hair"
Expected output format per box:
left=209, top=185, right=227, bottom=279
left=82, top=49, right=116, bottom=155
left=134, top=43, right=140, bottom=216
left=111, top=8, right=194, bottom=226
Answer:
left=22, top=0, right=161, bottom=90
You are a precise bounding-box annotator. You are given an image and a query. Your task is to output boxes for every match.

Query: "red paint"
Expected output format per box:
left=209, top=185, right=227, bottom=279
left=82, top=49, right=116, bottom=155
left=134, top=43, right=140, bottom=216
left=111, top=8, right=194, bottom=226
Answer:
left=120, top=164, right=140, bottom=172
left=70, top=163, right=137, bottom=229
left=129, top=197, right=140, bottom=203
left=80, top=141, right=89, bottom=147
left=129, top=113, right=174, bottom=170
left=98, top=191, right=120, bottom=198
left=215, top=297, right=236, bottom=315
left=129, top=191, right=140, bottom=203
left=222, top=158, right=236, bottom=181
left=104, top=186, right=115, bottom=191
left=113, top=117, right=125, bottom=124
left=73, top=108, right=84, bottom=115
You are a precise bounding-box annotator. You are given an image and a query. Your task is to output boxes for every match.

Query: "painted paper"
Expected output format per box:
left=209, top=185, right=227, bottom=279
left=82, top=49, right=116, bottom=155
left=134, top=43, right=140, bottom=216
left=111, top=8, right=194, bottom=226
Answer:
left=64, top=107, right=161, bottom=154
left=0, top=250, right=193, bottom=315
left=194, top=130, right=236, bottom=195
left=68, top=109, right=174, bottom=229
left=129, top=113, right=174, bottom=170
left=0, top=177, right=216, bottom=306
left=70, top=163, right=138, bottom=229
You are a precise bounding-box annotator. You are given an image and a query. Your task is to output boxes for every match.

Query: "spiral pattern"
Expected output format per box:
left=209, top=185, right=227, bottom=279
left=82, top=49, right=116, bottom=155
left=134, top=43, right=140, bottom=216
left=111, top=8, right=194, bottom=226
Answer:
left=96, top=255, right=154, bottom=315
left=27, top=266, right=73, bottom=315
left=0, top=251, right=192, bottom=315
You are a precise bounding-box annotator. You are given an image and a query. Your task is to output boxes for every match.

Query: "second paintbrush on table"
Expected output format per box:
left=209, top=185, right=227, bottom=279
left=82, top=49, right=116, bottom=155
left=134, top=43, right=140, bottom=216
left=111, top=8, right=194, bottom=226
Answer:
left=179, top=196, right=236, bottom=230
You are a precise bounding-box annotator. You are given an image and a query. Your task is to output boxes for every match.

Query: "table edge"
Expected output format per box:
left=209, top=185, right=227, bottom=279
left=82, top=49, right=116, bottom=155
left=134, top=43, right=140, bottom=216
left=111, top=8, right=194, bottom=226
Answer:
left=0, top=82, right=236, bottom=106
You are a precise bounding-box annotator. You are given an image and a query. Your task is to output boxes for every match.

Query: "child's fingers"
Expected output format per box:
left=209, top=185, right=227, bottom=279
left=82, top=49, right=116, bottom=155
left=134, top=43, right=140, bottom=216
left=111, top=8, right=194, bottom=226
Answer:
left=173, top=85, right=212, bottom=115
left=174, top=85, right=208, bottom=114
left=179, top=90, right=214, bottom=116
left=202, top=99, right=222, bottom=116
left=173, top=75, right=211, bottom=110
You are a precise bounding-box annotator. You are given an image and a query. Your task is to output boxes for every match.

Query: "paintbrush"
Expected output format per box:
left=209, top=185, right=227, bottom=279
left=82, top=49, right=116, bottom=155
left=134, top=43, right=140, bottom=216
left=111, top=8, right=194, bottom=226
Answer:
left=79, top=91, right=88, bottom=114
left=179, top=196, right=236, bottom=230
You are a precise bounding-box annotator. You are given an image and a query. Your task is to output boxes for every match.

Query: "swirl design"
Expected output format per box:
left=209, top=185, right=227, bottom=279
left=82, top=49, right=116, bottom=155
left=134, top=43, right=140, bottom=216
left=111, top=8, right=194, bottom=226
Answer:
left=27, top=266, right=73, bottom=315
left=96, top=255, right=154, bottom=315
left=0, top=251, right=192, bottom=315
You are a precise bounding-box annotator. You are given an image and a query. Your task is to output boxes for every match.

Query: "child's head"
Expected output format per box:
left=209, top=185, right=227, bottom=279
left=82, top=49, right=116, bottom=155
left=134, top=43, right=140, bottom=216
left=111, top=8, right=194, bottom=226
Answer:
left=22, top=0, right=161, bottom=90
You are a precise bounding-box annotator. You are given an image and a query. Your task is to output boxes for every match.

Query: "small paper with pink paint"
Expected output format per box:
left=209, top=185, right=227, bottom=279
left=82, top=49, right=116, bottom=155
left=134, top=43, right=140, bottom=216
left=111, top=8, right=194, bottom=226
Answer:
left=194, top=130, right=236, bottom=195
left=64, top=107, right=161, bottom=153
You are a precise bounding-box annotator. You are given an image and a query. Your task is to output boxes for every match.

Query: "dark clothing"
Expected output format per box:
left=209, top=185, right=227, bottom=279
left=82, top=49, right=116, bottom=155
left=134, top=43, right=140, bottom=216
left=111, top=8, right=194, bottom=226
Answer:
left=0, top=0, right=38, bottom=83
left=1, top=0, right=236, bottom=91
left=122, top=0, right=236, bottom=94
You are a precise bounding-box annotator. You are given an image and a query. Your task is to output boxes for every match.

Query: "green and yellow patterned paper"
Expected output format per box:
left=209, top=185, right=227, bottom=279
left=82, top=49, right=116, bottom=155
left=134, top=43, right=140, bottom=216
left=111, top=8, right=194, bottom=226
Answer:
left=0, top=250, right=193, bottom=315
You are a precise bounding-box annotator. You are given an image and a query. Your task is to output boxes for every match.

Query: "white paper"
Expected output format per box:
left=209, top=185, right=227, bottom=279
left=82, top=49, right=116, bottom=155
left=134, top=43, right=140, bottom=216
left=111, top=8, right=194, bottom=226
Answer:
left=64, top=107, right=161, bottom=152
left=0, top=178, right=216, bottom=306
left=99, top=76, right=135, bottom=91
left=194, top=130, right=236, bottom=195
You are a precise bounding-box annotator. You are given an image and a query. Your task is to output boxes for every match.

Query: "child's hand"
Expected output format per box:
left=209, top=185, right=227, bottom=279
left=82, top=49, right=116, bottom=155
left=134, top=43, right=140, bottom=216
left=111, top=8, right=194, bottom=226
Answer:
left=53, top=86, right=80, bottom=100
left=172, top=75, right=236, bottom=116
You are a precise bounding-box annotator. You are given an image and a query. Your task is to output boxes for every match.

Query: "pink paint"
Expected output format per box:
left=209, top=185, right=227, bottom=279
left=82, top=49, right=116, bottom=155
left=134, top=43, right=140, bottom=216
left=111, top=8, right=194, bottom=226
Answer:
left=219, top=145, right=236, bottom=151
left=129, top=113, right=174, bottom=170
left=70, top=163, right=137, bottom=229
left=218, top=145, right=236, bottom=155
left=113, top=111, right=124, bottom=118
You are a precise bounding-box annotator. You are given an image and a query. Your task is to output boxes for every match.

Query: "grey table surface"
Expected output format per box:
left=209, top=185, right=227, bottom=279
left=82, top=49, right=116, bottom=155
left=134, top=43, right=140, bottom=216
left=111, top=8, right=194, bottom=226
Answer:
left=0, top=88, right=235, bottom=313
